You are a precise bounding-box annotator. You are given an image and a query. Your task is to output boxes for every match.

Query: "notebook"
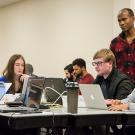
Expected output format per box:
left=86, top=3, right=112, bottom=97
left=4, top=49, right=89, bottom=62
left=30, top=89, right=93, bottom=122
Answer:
left=44, top=78, right=66, bottom=105
left=79, top=84, right=108, bottom=110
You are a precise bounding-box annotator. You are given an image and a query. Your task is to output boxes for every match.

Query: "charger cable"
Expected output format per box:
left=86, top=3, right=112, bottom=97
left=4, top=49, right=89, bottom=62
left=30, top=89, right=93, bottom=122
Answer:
left=44, top=87, right=67, bottom=105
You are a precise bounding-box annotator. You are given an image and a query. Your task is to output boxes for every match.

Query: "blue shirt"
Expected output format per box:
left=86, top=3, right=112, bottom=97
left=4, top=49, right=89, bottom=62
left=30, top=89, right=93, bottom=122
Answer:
left=0, top=76, right=8, bottom=82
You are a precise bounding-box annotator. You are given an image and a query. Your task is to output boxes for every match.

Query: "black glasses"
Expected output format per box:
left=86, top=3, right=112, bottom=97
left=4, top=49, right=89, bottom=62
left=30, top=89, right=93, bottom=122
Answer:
left=92, top=61, right=105, bottom=66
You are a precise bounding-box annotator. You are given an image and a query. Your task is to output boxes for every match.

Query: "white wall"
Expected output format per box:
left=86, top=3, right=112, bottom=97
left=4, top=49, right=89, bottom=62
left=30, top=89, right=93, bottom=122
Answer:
left=112, top=0, right=131, bottom=37
left=0, top=0, right=113, bottom=78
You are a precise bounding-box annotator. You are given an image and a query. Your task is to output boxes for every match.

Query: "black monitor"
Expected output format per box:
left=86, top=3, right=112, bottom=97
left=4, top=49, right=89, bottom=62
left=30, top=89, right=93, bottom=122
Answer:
left=44, top=78, right=66, bottom=105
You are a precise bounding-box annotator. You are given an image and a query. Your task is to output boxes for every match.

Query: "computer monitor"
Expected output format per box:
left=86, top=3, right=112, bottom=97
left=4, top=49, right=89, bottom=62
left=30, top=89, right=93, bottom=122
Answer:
left=23, top=77, right=45, bottom=108
left=44, top=78, right=66, bottom=105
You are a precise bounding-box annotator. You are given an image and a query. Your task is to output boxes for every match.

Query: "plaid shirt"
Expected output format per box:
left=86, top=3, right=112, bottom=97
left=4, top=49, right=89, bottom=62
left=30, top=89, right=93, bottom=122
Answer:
left=110, top=32, right=135, bottom=84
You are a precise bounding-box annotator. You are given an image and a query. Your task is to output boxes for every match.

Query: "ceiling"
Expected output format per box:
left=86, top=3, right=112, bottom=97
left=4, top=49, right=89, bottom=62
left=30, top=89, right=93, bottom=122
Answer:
left=0, top=0, right=24, bottom=8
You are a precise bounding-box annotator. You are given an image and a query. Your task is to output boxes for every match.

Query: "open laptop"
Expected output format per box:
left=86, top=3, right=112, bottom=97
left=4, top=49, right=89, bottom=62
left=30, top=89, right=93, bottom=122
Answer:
left=0, top=77, right=45, bottom=113
left=24, top=77, right=45, bottom=108
left=0, top=82, right=8, bottom=100
left=44, top=78, right=66, bottom=105
left=0, top=82, right=12, bottom=102
left=79, top=84, right=108, bottom=110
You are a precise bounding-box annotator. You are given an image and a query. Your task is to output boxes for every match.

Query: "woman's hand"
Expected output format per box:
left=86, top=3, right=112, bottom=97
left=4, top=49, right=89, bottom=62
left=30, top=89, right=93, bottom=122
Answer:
left=20, top=74, right=30, bottom=82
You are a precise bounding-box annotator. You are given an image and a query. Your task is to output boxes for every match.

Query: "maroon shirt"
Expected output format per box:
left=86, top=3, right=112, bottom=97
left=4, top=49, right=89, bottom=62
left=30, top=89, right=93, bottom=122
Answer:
left=110, top=32, right=135, bottom=84
left=78, top=73, right=94, bottom=95
left=78, top=73, right=94, bottom=84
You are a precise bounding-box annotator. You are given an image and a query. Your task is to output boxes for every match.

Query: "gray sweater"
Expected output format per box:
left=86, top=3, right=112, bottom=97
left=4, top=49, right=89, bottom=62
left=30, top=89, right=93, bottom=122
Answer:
left=121, top=89, right=135, bottom=110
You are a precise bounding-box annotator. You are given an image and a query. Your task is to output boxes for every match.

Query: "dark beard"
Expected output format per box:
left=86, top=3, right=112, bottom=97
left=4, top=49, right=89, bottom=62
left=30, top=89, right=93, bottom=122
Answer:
left=75, top=72, right=83, bottom=81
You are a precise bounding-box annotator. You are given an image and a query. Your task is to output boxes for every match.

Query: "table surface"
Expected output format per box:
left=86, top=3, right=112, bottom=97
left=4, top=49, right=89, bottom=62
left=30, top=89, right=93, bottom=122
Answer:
left=0, top=107, right=135, bottom=130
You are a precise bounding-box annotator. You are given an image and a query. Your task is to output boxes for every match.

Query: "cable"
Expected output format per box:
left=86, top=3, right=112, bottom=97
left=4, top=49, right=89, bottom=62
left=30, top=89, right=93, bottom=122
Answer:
left=44, top=87, right=67, bottom=105
left=8, top=112, right=16, bottom=127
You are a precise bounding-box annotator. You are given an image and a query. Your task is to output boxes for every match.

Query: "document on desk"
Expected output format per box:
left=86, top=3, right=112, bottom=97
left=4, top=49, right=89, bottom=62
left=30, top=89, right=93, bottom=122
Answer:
left=1, top=93, right=20, bottom=103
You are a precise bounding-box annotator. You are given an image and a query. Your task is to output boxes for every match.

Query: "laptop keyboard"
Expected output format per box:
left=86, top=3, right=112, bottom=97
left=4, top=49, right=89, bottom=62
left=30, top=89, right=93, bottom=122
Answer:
left=0, top=106, right=37, bottom=113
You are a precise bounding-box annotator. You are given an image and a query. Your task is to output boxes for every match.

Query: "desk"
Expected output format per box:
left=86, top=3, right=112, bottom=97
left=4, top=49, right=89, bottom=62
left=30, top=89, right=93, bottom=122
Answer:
left=0, top=107, right=133, bottom=135
left=122, top=111, right=135, bottom=125
left=72, top=108, right=124, bottom=127
left=0, top=109, right=70, bottom=130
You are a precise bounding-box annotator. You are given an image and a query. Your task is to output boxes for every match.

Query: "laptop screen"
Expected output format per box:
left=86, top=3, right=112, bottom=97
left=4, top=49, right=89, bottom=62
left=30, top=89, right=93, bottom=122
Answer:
left=0, top=82, right=12, bottom=100
left=44, top=78, right=66, bottom=105
left=23, top=77, right=45, bottom=108
left=0, top=82, right=6, bottom=100
left=79, top=84, right=108, bottom=110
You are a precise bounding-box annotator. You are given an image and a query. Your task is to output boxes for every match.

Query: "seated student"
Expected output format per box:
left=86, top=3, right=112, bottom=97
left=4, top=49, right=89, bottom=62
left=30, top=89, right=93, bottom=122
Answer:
left=109, top=88, right=135, bottom=111
left=108, top=90, right=135, bottom=135
left=25, top=63, right=34, bottom=75
left=0, top=54, right=39, bottom=135
left=25, top=63, right=37, bottom=77
left=92, top=48, right=134, bottom=135
left=64, top=64, right=75, bottom=82
left=0, top=54, right=29, bottom=94
left=72, top=58, right=94, bottom=84
left=92, top=48, right=134, bottom=100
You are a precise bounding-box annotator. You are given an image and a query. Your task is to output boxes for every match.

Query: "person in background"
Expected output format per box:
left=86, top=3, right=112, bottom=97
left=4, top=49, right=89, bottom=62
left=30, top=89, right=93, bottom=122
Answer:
left=72, top=58, right=94, bottom=84
left=109, top=88, right=135, bottom=111
left=25, top=63, right=33, bottom=75
left=110, top=8, right=135, bottom=85
left=0, top=54, right=29, bottom=94
left=93, top=48, right=134, bottom=100
left=25, top=63, right=37, bottom=77
left=64, top=64, right=75, bottom=82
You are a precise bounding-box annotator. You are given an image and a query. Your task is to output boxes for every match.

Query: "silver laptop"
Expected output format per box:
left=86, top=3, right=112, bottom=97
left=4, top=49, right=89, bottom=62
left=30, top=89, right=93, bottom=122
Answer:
left=79, top=84, right=108, bottom=110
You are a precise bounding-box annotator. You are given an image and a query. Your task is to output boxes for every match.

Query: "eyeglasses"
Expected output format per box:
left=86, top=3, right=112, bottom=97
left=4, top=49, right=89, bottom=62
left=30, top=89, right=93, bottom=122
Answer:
left=92, top=61, right=105, bottom=66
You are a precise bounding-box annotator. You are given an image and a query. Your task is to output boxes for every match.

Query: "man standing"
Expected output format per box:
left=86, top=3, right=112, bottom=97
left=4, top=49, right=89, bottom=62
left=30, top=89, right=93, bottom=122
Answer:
left=110, top=8, right=135, bottom=85
left=72, top=58, right=94, bottom=84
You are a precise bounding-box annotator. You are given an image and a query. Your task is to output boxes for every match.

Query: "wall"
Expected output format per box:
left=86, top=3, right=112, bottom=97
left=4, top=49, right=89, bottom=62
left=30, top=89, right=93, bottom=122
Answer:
left=0, top=0, right=113, bottom=78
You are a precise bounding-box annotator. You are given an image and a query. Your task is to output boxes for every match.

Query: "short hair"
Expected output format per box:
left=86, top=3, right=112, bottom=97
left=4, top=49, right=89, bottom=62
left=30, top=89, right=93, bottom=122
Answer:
left=119, top=8, right=134, bottom=17
left=93, top=48, right=116, bottom=68
left=25, top=63, right=34, bottom=75
left=64, top=64, right=73, bottom=74
left=72, top=58, right=86, bottom=68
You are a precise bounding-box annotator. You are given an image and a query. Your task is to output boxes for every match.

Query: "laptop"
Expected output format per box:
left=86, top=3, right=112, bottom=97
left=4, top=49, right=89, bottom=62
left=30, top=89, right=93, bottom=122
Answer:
left=0, top=82, right=12, bottom=102
left=25, top=77, right=45, bottom=108
left=0, top=77, right=45, bottom=113
left=44, top=78, right=66, bottom=105
left=79, top=84, right=108, bottom=110
left=0, top=82, right=7, bottom=100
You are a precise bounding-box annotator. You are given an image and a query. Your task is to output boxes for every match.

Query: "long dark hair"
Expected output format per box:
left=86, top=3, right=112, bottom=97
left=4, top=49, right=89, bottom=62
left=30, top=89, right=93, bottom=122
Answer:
left=3, top=54, right=26, bottom=94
